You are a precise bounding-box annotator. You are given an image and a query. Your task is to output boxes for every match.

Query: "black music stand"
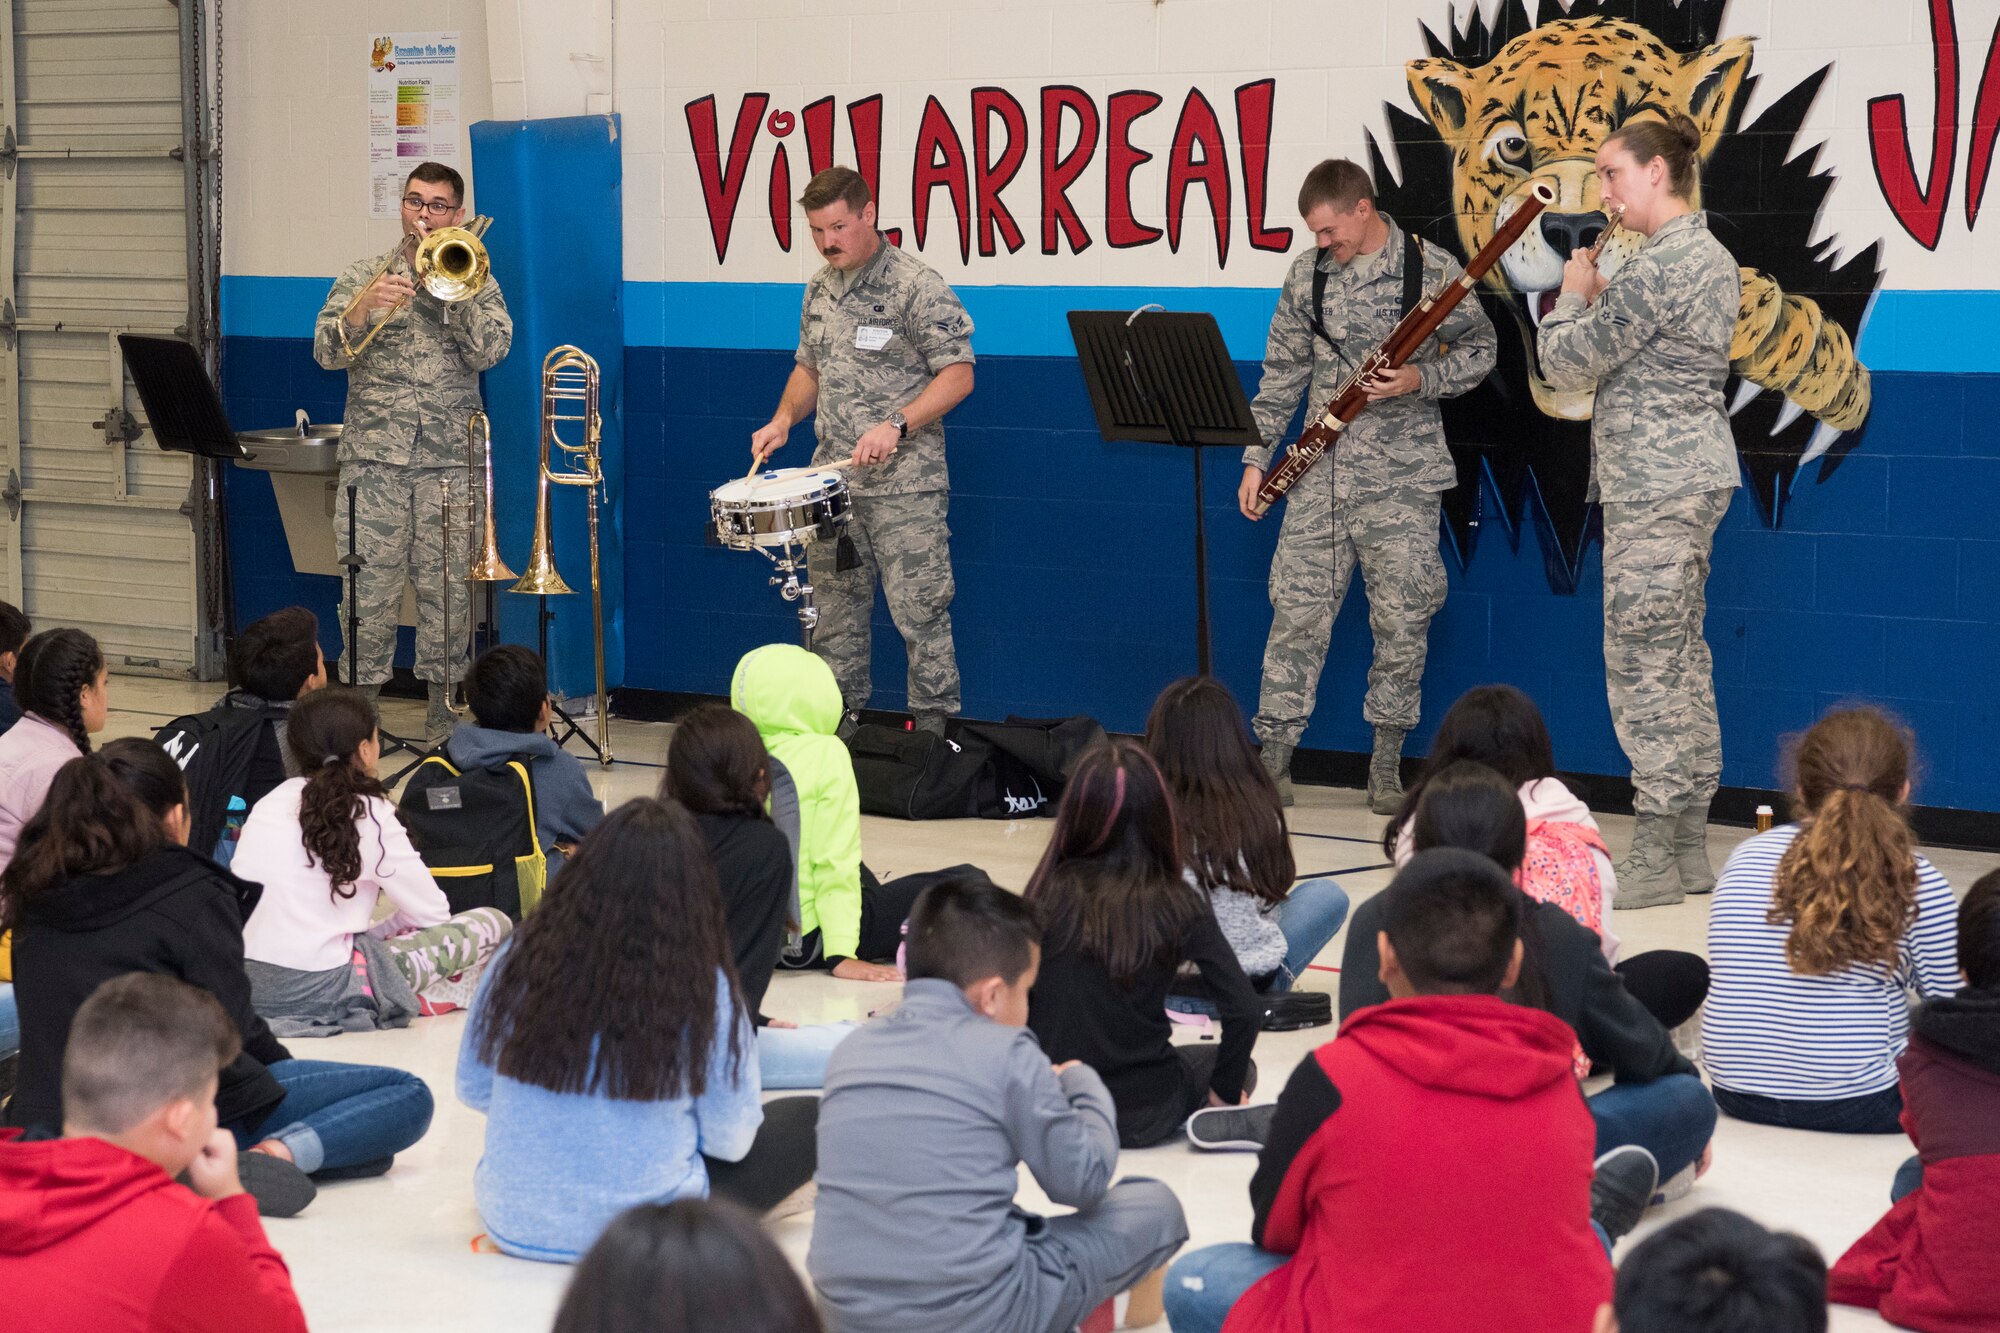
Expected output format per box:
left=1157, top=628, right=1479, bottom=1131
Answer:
left=1068, top=308, right=1260, bottom=676
left=116, top=335, right=250, bottom=461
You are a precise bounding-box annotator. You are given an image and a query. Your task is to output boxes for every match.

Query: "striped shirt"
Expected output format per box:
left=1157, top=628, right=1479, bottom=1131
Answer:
left=1701, top=825, right=1960, bottom=1100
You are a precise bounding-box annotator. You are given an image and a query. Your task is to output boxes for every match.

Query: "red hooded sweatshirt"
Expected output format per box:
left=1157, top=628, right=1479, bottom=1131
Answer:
left=0, top=1129, right=308, bottom=1333
left=1224, top=995, right=1611, bottom=1333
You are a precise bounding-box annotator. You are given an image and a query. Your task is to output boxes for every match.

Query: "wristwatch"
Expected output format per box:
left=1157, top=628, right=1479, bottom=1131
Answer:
left=889, top=410, right=908, bottom=438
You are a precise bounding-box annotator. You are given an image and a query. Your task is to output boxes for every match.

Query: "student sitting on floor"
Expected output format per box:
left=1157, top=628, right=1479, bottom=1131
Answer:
left=1703, top=707, right=1959, bottom=1134
left=810, top=874, right=1188, bottom=1333
left=664, top=703, right=854, bottom=1090
left=0, top=628, right=110, bottom=873
left=730, top=643, right=922, bottom=980
left=237, top=687, right=511, bottom=1032
left=555, top=1197, right=823, bottom=1333
left=1023, top=738, right=1260, bottom=1150
left=458, top=799, right=819, bottom=1263
left=1384, top=684, right=1710, bottom=1029
left=1343, top=764, right=1717, bottom=1202
left=1, top=738, right=435, bottom=1216
left=444, top=644, right=604, bottom=875
left=0, top=973, right=309, bottom=1333
left=1830, top=868, right=2000, bottom=1330
left=1144, top=677, right=1348, bottom=1023
left=1163, top=848, right=1620, bottom=1333
left=1602, top=1207, right=1828, bottom=1333
left=154, top=607, right=330, bottom=869
left=0, top=599, right=31, bottom=735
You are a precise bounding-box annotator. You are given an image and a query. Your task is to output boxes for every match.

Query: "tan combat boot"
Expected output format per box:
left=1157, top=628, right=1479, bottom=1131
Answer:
left=1615, top=812, right=1685, bottom=909
left=1367, top=727, right=1406, bottom=816
left=1675, top=801, right=1716, bottom=895
left=1260, top=739, right=1295, bottom=808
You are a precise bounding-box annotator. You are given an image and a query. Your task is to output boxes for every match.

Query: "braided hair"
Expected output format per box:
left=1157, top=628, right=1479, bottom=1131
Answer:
left=15, top=628, right=104, bottom=755
left=283, top=686, right=391, bottom=902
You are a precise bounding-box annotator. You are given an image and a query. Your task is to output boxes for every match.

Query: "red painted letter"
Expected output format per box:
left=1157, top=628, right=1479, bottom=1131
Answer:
left=1106, top=90, right=1164, bottom=248
left=1041, top=86, right=1098, bottom=255
left=846, top=95, right=902, bottom=247
left=1868, top=0, right=1958, bottom=250
left=1166, top=89, right=1232, bottom=267
left=769, top=142, right=792, bottom=251
left=1236, top=80, right=1294, bottom=253
left=1966, top=14, right=2000, bottom=227
left=803, top=96, right=837, bottom=178
left=972, top=88, right=1030, bottom=257
left=685, top=93, right=767, bottom=263
left=912, top=95, right=972, bottom=263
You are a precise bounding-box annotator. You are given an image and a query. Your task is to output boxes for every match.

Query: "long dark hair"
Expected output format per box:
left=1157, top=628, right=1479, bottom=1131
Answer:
left=471, top=799, right=746, bottom=1101
left=1407, top=761, right=1551, bottom=1013
left=553, top=1198, right=821, bottom=1333
left=1023, top=738, right=1198, bottom=987
left=662, top=705, right=769, bottom=819
left=98, top=737, right=189, bottom=822
left=15, top=627, right=103, bottom=755
left=1145, top=676, right=1295, bottom=906
left=1384, top=684, right=1556, bottom=857
left=0, top=755, right=162, bottom=931
left=284, top=687, right=389, bottom=901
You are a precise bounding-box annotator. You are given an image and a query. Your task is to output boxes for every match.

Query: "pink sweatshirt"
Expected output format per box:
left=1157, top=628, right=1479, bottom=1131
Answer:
left=0, top=715, right=82, bottom=873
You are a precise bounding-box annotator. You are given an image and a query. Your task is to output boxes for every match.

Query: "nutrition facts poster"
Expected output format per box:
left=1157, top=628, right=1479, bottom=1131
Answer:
left=366, top=32, right=462, bottom=219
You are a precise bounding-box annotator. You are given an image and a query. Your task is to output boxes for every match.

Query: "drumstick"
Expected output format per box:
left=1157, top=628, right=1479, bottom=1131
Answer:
left=746, top=454, right=857, bottom=479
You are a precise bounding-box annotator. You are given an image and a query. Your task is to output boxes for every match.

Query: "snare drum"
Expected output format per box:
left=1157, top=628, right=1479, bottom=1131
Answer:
left=710, top=467, right=852, bottom=550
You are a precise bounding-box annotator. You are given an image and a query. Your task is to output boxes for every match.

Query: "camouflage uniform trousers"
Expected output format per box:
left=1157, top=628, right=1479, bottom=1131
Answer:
left=1601, top=488, right=1731, bottom=817
left=1254, top=483, right=1447, bottom=747
left=335, top=460, right=478, bottom=688
left=806, top=489, right=960, bottom=718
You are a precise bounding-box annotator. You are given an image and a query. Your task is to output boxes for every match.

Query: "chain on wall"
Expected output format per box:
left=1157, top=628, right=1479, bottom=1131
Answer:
left=184, top=0, right=230, bottom=657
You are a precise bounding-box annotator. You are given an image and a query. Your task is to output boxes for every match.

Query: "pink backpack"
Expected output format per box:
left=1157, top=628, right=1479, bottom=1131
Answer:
left=1518, top=820, right=1607, bottom=936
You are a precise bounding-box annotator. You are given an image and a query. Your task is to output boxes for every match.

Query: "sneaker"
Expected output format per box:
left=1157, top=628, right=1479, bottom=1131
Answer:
left=1653, top=1160, right=1699, bottom=1205
left=1185, top=1103, right=1276, bottom=1152
left=238, top=1150, right=317, bottom=1218
left=1591, top=1145, right=1659, bottom=1245
left=417, top=969, right=480, bottom=1015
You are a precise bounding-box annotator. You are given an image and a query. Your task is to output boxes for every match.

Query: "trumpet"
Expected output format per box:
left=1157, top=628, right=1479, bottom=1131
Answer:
left=339, top=215, right=495, bottom=359
left=440, top=411, right=517, bottom=715
left=512, top=347, right=612, bottom=766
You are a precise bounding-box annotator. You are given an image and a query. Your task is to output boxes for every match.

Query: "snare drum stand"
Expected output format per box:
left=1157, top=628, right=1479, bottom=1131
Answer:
left=766, top=539, right=819, bottom=650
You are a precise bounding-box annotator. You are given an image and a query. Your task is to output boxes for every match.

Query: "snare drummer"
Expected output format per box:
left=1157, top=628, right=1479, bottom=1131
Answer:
left=749, top=166, right=974, bottom=738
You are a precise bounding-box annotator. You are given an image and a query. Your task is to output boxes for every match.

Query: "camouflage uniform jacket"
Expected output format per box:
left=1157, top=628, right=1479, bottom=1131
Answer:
left=796, top=235, right=975, bottom=496
left=1538, top=211, right=1740, bottom=503
left=1245, top=216, right=1496, bottom=504
left=313, top=240, right=513, bottom=468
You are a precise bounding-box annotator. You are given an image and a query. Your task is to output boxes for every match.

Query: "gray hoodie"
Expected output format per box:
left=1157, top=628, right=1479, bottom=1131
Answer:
left=443, top=724, right=604, bottom=869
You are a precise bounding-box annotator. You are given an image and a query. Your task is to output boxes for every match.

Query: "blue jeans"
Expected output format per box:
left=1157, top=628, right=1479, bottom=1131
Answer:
left=756, top=1021, right=857, bottom=1090
left=1713, top=1084, right=1904, bottom=1135
left=1589, top=1072, right=1717, bottom=1181
left=1164, top=1242, right=1287, bottom=1333
left=230, top=1059, right=435, bottom=1176
left=1892, top=1156, right=1923, bottom=1203
left=1167, top=878, right=1352, bottom=1017
left=0, top=983, right=17, bottom=1061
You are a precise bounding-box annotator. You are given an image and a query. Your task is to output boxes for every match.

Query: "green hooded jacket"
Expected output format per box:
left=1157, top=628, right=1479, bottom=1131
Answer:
left=730, top=645, right=863, bottom=959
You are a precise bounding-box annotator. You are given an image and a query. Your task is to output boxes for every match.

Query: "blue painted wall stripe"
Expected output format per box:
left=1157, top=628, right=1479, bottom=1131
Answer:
left=221, top=276, right=1997, bottom=372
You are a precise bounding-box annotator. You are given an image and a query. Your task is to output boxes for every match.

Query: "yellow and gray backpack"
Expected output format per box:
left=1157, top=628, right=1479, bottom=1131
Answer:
left=396, top=756, right=547, bottom=920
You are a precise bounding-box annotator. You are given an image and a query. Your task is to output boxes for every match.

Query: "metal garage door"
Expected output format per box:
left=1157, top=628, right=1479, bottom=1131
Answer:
left=0, top=0, right=222, bottom=676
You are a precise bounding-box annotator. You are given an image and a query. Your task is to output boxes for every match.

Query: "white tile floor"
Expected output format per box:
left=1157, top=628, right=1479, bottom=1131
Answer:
left=97, top=679, right=1996, bottom=1332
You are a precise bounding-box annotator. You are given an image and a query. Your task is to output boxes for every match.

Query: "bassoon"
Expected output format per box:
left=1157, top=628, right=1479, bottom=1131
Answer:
left=1250, top=180, right=1556, bottom=515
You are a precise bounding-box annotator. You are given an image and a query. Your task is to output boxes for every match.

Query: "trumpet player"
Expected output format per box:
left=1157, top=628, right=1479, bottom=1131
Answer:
left=313, top=162, right=513, bottom=743
left=1537, top=115, right=1740, bottom=910
left=1241, top=160, right=1495, bottom=814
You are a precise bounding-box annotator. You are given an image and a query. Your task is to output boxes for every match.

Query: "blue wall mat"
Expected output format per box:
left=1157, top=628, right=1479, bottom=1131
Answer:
left=468, top=115, right=626, bottom=701
left=218, top=331, right=2000, bottom=812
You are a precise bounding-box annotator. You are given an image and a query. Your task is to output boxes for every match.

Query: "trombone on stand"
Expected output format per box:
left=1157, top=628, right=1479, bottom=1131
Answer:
left=511, top=346, right=613, bottom=768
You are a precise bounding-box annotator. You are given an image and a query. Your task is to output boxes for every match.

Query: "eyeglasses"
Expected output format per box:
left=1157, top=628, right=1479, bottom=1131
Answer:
left=402, top=195, right=458, bottom=216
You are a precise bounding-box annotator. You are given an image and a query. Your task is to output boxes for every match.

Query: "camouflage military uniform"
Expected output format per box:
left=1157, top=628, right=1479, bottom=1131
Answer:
left=313, top=242, right=512, bottom=688
left=1248, top=218, right=1496, bottom=750
left=796, top=235, right=974, bottom=719
left=1539, top=211, right=1740, bottom=818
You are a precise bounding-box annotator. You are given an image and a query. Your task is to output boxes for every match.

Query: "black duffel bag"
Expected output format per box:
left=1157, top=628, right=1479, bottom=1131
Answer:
left=850, top=715, right=1109, bottom=821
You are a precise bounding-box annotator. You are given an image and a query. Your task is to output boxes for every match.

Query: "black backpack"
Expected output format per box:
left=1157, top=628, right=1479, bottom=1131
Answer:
left=155, top=703, right=284, bottom=862
left=397, top=756, right=547, bottom=919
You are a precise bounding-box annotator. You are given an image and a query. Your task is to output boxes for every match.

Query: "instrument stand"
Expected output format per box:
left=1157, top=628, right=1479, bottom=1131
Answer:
left=1067, top=309, right=1262, bottom=676
left=537, top=593, right=606, bottom=763
left=763, top=541, right=820, bottom=650
left=339, top=484, right=422, bottom=762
